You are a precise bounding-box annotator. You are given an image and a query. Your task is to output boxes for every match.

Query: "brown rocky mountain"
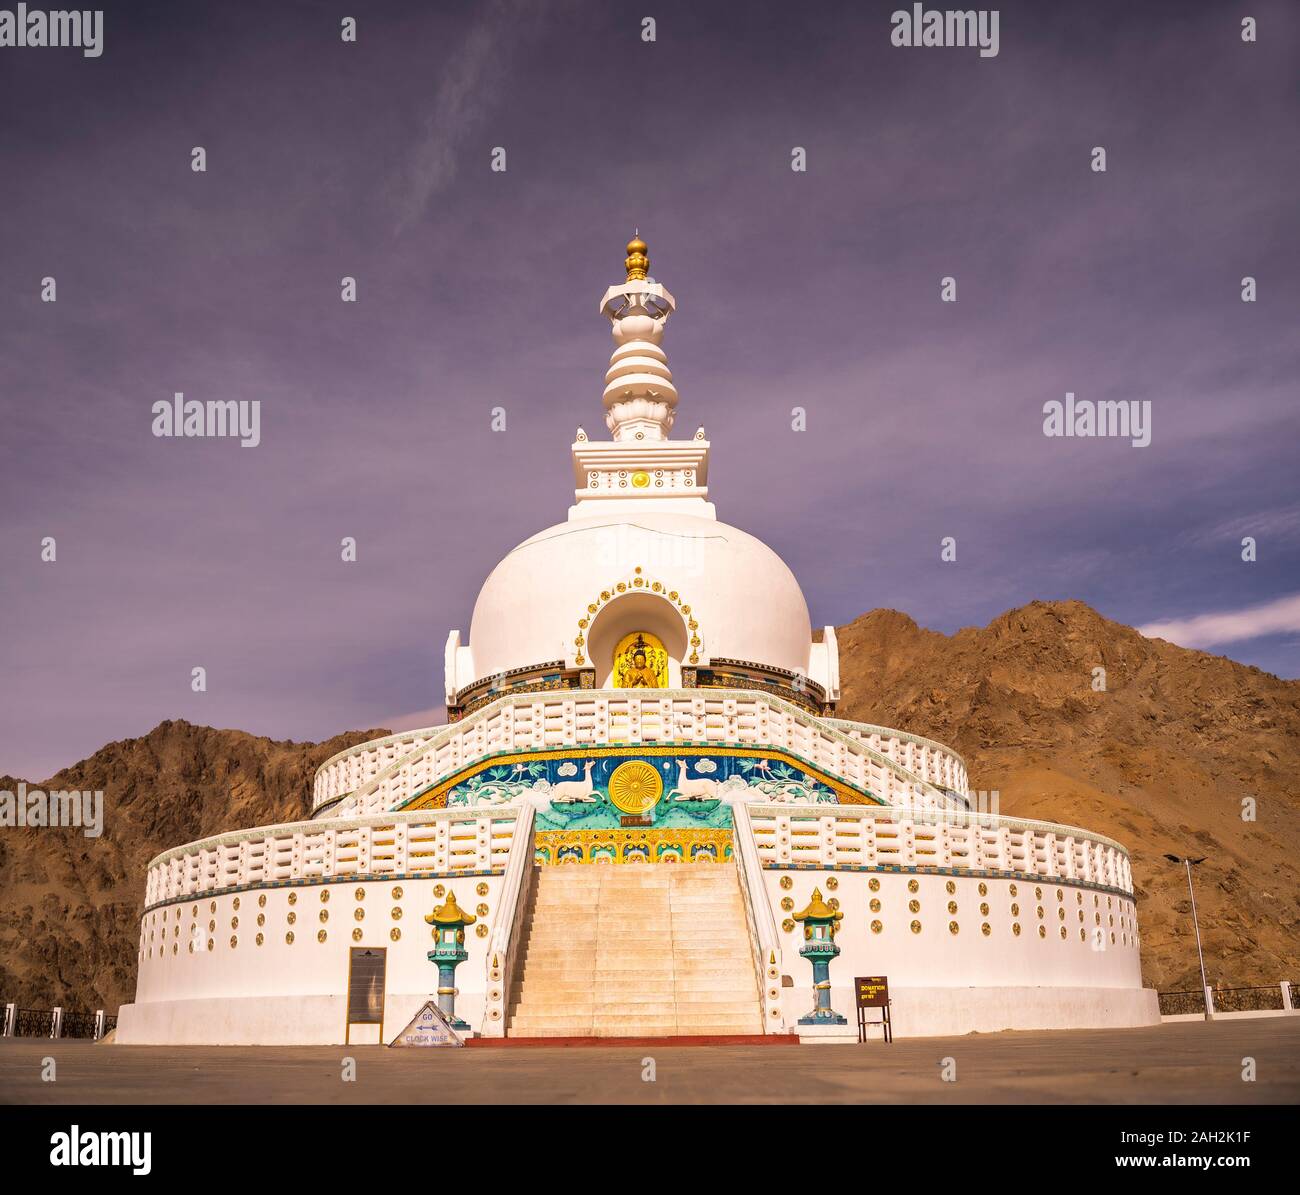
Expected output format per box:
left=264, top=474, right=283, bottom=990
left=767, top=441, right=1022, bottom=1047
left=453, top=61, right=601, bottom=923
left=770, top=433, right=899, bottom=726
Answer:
left=836, top=600, right=1300, bottom=992
left=0, top=723, right=386, bottom=1015
left=2, top=599, right=1296, bottom=1013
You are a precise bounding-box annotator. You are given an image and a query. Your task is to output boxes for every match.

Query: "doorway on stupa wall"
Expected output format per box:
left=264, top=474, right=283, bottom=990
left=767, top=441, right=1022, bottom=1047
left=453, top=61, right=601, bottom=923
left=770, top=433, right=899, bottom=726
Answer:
left=587, top=592, right=688, bottom=688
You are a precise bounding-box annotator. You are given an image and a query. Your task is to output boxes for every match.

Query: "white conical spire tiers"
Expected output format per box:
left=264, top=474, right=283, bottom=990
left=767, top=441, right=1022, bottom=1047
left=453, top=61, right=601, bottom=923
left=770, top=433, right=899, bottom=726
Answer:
left=569, top=237, right=712, bottom=520
left=599, top=236, right=678, bottom=441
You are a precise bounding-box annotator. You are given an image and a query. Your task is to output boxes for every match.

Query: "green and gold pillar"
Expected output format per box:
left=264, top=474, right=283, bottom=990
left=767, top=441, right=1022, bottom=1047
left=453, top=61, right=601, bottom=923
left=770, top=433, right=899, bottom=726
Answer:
left=794, top=887, right=846, bottom=1026
left=425, top=891, right=476, bottom=1029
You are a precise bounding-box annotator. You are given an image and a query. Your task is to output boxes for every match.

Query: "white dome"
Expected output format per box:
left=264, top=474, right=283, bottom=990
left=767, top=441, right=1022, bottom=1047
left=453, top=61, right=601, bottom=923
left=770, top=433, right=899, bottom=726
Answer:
left=441, top=247, right=840, bottom=710
left=464, top=512, right=813, bottom=688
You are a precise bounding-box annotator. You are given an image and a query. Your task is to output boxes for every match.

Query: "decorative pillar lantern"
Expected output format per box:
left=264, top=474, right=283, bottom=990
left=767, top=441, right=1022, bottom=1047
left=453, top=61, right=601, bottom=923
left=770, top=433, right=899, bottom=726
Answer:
left=793, top=887, right=846, bottom=1026
left=424, top=891, right=476, bottom=1029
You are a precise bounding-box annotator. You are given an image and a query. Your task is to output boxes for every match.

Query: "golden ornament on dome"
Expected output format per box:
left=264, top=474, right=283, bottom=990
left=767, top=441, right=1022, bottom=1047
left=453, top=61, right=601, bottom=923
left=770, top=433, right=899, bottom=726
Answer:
left=624, top=234, right=649, bottom=281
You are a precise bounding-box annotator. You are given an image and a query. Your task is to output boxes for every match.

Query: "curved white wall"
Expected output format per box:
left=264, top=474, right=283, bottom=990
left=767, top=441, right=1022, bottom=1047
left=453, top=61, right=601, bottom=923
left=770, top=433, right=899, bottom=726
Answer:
left=766, top=870, right=1141, bottom=992
left=120, top=808, right=529, bottom=1046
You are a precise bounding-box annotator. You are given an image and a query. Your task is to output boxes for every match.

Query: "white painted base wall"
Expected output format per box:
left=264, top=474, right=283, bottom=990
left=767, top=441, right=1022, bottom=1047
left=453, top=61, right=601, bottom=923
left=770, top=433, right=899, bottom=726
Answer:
left=781, top=984, right=1161, bottom=1039
left=115, top=991, right=482, bottom=1047
left=116, top=984, right=1159, bottom=1045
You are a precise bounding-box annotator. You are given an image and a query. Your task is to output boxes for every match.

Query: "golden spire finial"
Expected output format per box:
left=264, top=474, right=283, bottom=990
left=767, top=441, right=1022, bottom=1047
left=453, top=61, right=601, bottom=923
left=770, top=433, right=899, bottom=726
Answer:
left=625, top=233, right=649, bottom=281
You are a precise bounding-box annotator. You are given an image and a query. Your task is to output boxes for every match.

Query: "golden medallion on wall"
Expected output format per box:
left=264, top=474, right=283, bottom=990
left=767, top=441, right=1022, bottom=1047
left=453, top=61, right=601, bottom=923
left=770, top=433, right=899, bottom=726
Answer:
left=608, top=759, right=664, bottom=816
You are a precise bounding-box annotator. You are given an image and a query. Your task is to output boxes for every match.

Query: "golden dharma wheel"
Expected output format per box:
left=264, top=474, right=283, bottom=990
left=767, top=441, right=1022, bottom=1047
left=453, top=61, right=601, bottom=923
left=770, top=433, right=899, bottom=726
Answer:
left=607, top=759, right=664, bottom=815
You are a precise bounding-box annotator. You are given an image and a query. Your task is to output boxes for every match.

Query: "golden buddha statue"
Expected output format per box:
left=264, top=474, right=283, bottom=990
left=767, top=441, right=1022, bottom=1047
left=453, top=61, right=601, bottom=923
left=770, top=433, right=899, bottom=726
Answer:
left=613, top=631, right=668, bottom=688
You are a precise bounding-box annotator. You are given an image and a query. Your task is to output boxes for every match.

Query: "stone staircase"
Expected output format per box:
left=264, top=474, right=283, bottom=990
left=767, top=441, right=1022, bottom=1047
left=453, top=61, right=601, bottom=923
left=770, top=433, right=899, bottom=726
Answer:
left=507, top=862, right=765, bottom=1038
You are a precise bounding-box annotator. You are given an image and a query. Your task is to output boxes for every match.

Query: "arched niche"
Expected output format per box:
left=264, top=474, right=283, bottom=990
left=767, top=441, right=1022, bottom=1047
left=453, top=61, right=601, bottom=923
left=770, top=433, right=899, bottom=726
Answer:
left=587, top=591, right=691, bottom=688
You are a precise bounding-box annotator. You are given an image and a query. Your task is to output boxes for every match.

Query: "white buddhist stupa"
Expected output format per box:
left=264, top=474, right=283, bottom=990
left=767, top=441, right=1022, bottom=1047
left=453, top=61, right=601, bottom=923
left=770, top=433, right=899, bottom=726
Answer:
left=118, top=239, right=1159, bottom=1044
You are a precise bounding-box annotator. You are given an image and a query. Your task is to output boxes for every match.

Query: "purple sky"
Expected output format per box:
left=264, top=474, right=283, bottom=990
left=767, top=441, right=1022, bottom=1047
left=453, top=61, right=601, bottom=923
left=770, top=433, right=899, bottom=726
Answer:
left=2, top=0, right=1297, bottom=781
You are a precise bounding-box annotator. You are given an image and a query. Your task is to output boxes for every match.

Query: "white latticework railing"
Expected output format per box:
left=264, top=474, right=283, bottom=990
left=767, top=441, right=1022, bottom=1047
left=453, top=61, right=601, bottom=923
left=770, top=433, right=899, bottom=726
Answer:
left=142, top=808, right=524, bottom=910
left=823, top=718, right=968, bottom=796
left=746, top=803, right=1133, bottom=895
left=311, top=690, right=969, bottom=818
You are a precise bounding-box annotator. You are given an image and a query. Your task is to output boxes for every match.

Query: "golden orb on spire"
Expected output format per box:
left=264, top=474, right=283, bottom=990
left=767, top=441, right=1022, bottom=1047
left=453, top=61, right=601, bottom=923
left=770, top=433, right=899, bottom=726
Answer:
left=625, top=234, right=649, bottom=281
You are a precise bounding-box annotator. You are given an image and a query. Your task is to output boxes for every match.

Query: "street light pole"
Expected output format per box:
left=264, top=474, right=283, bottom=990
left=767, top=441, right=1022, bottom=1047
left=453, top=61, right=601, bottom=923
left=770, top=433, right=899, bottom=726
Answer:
left=1165, top=854, right=1210, bottom=1021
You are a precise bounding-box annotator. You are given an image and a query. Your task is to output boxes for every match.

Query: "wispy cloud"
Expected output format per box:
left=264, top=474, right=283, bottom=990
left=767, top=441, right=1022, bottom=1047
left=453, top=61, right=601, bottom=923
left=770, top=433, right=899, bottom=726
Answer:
left=1139, top=593, right=1300, bottom=649
left=1182, top=504, right=1300, bottom=549
left=389, top=0, right=537, bottom=234
left=3, top=0, right=1299, bottom=778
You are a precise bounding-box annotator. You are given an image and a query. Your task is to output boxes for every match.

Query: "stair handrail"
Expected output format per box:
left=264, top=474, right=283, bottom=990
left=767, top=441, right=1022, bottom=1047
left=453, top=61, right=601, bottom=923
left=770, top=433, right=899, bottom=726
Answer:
left=731, top=800, right=785, bottom=1034
left=479, top=802, right=536, bottom=1037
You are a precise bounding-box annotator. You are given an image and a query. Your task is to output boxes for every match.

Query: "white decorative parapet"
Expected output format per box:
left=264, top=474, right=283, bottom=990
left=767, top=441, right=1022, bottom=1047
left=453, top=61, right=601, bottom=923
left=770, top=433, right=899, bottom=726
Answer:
left=142, top=808, right=523, bottom=910
left=311, top=689, right=969, bottom=819
left=479, top=803, right=537, bottom=1037
left=745, top=802, right=1134, bottom=895
left=825, top=719, right=968, bottom=797
left=313, top=729, right=444, bottom=806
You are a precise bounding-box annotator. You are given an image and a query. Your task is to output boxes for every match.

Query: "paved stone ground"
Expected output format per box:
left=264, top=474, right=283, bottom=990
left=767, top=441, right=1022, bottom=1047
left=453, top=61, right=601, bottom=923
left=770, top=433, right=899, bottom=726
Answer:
left=1, top=1018, right=1297, bottom=1104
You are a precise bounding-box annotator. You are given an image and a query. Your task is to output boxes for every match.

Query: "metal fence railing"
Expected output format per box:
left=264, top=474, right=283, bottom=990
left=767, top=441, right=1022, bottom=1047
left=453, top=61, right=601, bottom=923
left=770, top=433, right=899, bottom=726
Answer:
left=14, top=1008, right=56, bottom=1038
left=1212, top=986, right=1287, bottom=1013
left=1158, top=983, right=1293, bottom=1016
left=59, top=1012, right=99, bottom=1039
left=2, top=1004, right=117, bottom=1040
